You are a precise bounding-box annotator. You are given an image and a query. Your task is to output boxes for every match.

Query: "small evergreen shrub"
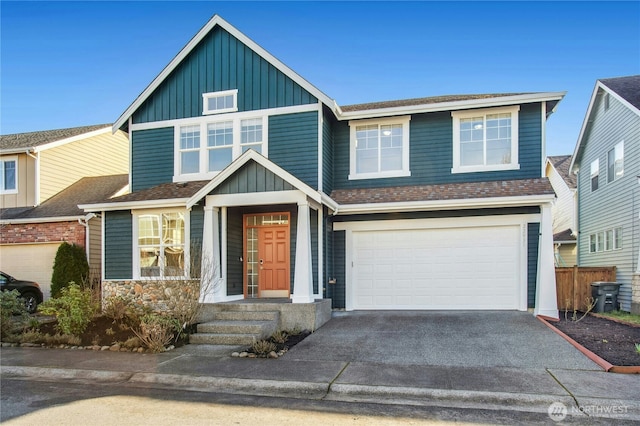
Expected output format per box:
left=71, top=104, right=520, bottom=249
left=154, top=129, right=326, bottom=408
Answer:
left=38, top=283, right=97, bottom=336
left=51, top=242, right=89, bottom=298
left=0, top=290, right=29, bottom=339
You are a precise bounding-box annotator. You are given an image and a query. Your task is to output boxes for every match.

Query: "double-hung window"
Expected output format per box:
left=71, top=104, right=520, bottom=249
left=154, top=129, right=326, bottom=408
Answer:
left=348, top=116, right=410, bottom=180
left=241, top=118, right=263, bottom=154
left=590, top=159, right=599, bottom=191
left=207, top=121, right=233, bottom=172
left=607, top=141, right=623, bottom=183
left=0, top=157, right=17, bottom=193
left=136, top=211, right=186, bottom=278
left=452, top=106, right=519, bottom=173
left=179, top=126, right=200, bottom=174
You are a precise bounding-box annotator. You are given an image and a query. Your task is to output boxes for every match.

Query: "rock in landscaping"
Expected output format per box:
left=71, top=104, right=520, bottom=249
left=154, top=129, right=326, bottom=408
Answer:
left=101, top=346, right=110, bottom=351
left=231, top=352, right=240, bottom=357
left=239, top=352, right=248, bottom=358
left=268, top=351, right=278, bottom=358
left=109, top=344, right=121, bottom=352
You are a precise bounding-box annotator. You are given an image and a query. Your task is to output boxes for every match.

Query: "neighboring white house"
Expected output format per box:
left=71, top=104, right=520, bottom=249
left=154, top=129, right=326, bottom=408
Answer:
left=570, top=75, right=640, bottom=313
left=545, top=155, right=577, bottom=266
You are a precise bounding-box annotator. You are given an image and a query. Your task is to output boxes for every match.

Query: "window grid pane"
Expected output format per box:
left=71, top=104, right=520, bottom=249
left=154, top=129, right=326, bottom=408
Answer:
left=1, top=160, right=16, bottom=190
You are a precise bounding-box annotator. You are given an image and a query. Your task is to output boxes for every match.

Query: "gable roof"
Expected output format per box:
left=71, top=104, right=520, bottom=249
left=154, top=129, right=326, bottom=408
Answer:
left=547, top=155, right=576, bottom=189
left=570, top=75, right=640, bottom=172
left=0, top=124, right=112, bottom=154
left=113, top=14, right=336, bottom=132
left=553, top=228, right=576, bottom=243
left=0, top=174, right=128, bottom=222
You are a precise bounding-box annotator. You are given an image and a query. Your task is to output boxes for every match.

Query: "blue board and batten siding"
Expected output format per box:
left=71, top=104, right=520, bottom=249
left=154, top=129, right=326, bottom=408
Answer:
left=131, top=128, right=174, bottom=192
left=104, top=211, right=133, bottom=280
left=132, top=26, right=317, bottom=124
left=331, top=103, right=543, bottom=190
left=269, top=111, right=318, bottom=189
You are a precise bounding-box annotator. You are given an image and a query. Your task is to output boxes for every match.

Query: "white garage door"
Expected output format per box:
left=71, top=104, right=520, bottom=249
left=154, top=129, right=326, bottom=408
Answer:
left=0, top=243, right=61, bottom=300
left=352, top=225, right=521, bottom=310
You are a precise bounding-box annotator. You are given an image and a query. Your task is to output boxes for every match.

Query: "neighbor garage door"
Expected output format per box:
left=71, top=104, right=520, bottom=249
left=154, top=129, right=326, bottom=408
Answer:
left=352, top=225, right=521, bottom=310
left=0, top=243, right=61, bottom=300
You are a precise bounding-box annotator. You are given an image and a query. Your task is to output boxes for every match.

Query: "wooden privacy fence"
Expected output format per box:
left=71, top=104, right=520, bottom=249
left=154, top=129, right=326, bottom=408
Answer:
left=556, top=266, right=617, bottom=311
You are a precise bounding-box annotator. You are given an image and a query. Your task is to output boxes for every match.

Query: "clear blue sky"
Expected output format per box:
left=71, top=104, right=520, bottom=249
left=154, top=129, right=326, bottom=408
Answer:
left=2, top=1, right=639, bottom=156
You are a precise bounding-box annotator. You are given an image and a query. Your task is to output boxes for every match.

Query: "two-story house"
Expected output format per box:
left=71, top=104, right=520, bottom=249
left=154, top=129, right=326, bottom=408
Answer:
left=83, top=15, right=562, bottom=322
left=570, top=75, right=640, bottom=314
left=0, top=124, right=129, bottom=298
left=545, top=155, right=577, bottom=266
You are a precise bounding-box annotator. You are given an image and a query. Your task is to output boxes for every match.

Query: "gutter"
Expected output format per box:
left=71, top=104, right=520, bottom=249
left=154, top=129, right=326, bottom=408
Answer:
left=0, top=215, right=86, bottom=225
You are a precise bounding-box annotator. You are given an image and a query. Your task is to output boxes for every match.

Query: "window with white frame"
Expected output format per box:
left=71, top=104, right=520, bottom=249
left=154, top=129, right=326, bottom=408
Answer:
left=202, top=89, right=238, bottom=115
left=590, top=159, right=599, bottom=191
left=607, top=141, right=623, bottom=183
left=451, top=106, right=519, bottom=173
left=589, top=227, right=622, bottom=253
left=348, top=116, right=410, bottom=180
left=175, top=116, right=266, bottom=179
left=0, top=157, right=17, bottom=193
left=136, top=211, right=186, bottom=278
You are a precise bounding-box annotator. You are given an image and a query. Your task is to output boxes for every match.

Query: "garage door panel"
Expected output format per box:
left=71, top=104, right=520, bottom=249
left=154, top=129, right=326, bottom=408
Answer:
left=352, top=225, right=520, bottom=310
left=0, top=243, right=61, bottom=300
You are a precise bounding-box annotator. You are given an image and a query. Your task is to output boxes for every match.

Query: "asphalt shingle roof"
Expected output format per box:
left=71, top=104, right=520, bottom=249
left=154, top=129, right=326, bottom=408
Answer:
left=600, top=75, right=640, bottom=111
left=0, top=174, right=128, bottom=220
left=341, top=93, right=529, bottom=112
left=553, top=229, right=576, bottom=242
left=99, top=180, right=210, bottom=204
left=330, top=178, right=555, bottom=205
left=0, top=124, right=111, bottom=151
left=548, top=155, right=576, bottom=189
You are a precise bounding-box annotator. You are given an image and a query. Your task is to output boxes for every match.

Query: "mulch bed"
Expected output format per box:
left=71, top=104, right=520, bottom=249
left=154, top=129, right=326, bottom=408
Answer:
left=550, top=313, right=640, bottom=367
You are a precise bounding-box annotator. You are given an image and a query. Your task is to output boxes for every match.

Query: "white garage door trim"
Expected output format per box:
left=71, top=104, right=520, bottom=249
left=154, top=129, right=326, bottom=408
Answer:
left=335, top=215, right=539, bottom=311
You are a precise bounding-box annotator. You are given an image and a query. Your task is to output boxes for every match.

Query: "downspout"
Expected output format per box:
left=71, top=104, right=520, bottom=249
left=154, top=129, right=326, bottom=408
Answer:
left=25, top=150, right=39, bottom=206
left=78, top=213, right=97, bottom=267
left=323, top=206, right=338, bottom=301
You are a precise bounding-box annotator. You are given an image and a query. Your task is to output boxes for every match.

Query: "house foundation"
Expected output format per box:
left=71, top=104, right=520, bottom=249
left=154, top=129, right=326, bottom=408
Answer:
left=632, top=273, right=640, bottom=315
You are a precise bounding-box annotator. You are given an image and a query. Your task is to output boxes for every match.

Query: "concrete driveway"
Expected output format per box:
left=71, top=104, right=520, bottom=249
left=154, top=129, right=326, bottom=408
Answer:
left=286, top=311, right=600, bottom=370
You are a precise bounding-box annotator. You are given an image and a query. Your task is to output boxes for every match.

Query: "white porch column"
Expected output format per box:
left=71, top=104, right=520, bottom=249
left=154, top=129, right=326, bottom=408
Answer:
left=200, top=206, right=222, bottom=303
left=292, top=200, right=314, bottom=303
left=534, top=203, right=559, bottom=319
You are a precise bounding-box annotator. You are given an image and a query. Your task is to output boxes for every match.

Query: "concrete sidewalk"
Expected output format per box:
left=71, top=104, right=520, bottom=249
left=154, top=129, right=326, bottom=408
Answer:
left=2, top=343, right=640, bottom=422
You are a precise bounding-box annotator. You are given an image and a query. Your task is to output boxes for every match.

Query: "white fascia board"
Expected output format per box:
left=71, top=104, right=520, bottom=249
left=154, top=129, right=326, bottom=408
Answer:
left=320, top=192, right=339, bottom=213
left=337, top=92, right=566, bottom=121
left=80, top=198, right=189, bottom=213
left=207, top=190, right=306, bottom=207
left=186, top=149, right=321, bottom=208
left=32, top=127, right=112, bottom=153
left=113, top=15, right=337, bottom=132
left=0, top=215, right=84, bottom=225
left=570, top=81, right=602, bottom=174
left=335, top=194, right=556, bottom=215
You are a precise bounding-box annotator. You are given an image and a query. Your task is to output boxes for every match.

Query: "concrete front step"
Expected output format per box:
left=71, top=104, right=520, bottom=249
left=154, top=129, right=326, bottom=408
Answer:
left=197, top=320, right=277, bottom=335
left=189, top=333, right=263, bottom=346
left=213, top=311, right=280, bottom=322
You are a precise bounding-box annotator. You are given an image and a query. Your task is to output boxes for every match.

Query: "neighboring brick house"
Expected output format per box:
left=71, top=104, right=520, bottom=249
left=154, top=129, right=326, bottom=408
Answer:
left=0, top=125, right=129, bottom=298
left=83, top=15, right=563, bottom=320
left=545, top=155, right=577, bottom=266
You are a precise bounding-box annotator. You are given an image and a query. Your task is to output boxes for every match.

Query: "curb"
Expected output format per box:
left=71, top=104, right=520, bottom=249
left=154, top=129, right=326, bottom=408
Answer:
left=1, top=366, right=133, bottom=382
left=538, top=317, right=640, bottom=374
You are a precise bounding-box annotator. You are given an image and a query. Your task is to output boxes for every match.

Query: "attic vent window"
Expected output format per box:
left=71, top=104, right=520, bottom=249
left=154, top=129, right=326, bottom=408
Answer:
left=203, top=89, right=238, bottom=115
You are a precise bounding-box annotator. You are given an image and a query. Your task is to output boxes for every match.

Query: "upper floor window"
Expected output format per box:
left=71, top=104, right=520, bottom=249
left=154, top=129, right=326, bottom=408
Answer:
left=176, top=115, right=267, bottom=179
left=135, top=210, right=186, bottom=279
left=451, top=106, right=520, bottom=174
left=607, top=141, right=623, bottom=183
left=589, top=227, right=622, bottom=253
left=0, top=157, right=17, bottom=193
left=202, top=89, right=238, bottom=115
left=590, top=159, right=599, bottom=191
left=348, top=116, right=411, bottom=180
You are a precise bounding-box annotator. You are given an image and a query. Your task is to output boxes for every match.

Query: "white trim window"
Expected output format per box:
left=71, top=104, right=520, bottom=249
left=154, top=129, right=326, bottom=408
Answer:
left=348, top=116, right=411, bottom=180
left=452, top=106, right=520, bottom=173
left=589, top=227, right=622, bottom=253
left=607, top=141, right=623, bottom=183
left=0, top=157, right=17, bottom=193
left=202, top=89, right=238, bottom=115
left=174, top=115, right=267, bottom=180
left=590, top=158, right=599, bottom=191
left=134, top=210, right=188, bottom=279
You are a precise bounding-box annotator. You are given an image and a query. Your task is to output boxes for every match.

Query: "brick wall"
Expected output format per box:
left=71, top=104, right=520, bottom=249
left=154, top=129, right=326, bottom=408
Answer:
left=0, top=221, right=85, bottom=246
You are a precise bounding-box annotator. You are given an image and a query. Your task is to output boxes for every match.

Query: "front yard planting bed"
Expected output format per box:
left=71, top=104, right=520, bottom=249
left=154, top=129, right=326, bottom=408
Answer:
left=546, top=313, right=640, bottom=371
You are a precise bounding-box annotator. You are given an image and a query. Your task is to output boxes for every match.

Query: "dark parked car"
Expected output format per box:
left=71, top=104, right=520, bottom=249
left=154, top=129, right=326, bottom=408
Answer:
left=0, top=271, right=44, bottom=313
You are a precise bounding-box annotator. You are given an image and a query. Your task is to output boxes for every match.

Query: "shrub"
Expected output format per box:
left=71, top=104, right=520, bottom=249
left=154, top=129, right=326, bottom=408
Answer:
left=271, top=330, right=288, bottom=344
left=0, top=290, right=30, bottom=339
left=251, top=339, right=277, bottom=356
left=51, top=242, right=89, bottom=298
left=129, top=313, right=179, bottom=353
left=38, top=283, right=97, bottom=336
left=103, top=295, right=132, bottom=322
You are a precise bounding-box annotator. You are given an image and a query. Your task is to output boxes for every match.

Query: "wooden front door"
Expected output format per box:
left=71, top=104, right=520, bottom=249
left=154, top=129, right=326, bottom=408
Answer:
left=244, top=213, right=290, bottom=298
